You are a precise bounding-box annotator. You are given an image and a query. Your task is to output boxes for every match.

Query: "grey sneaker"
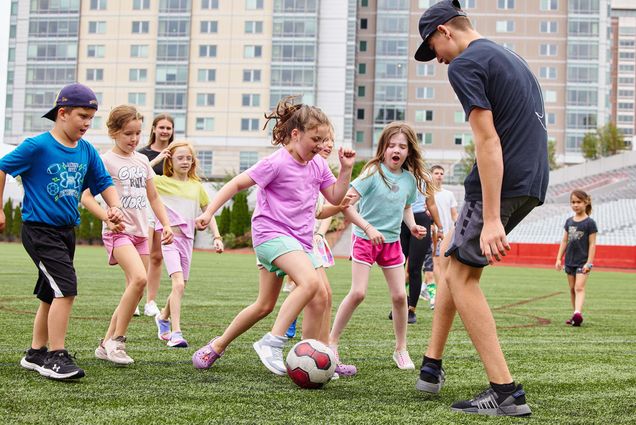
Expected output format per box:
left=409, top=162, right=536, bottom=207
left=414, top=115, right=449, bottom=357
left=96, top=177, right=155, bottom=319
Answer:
left=253, top=333, right=286, bottom=376
left=95, top=339, right=108, bottom=361
left=451, top=384, right=532, bottom=417
left=104, top=336, right=134, bottom=365
left=416, top=363, right=446, bottom=394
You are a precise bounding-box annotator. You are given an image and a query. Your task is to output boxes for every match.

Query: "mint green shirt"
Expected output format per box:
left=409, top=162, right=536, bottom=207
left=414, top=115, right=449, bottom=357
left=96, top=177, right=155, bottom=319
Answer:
left=351, top=163, right=417, bottom=243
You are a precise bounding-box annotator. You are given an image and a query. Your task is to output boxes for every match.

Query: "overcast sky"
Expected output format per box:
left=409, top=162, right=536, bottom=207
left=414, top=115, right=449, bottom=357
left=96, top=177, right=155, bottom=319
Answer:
left=0, top=1, right=10, bottom=144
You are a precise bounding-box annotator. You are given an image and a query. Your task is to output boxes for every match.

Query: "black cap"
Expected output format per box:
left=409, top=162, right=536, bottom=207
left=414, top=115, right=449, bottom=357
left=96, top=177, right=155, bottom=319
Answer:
left=42, top=83, right=99, bottom=121
left=414, top=0, right=467, bottom=62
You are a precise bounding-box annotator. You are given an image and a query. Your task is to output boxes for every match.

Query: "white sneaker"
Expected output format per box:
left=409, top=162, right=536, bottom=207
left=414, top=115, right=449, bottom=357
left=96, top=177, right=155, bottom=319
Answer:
left=393, top=349, right=415, bottom=370
left=282, top=282, right=295, bottom=293
left=104, top=336, right=134, bottom=365
left=133, top=306, right=140, bottom=317
left=253, top=333, right=287, bottom=376
left=95, top=339, right=108, bottom=361
left=144, top=301, right=160, bottom=317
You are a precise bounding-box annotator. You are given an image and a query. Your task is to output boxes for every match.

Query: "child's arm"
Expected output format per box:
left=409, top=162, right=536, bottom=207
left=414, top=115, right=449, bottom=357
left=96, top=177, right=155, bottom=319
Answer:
left=403, top=205, right=427, bottom=239
left=81, top=189, right=123, bottom=232
left=201, top=204, right=224, bottom=253
left=146, top=179, right=173, bottom=245
left=555, top=230, right=568, bottom=270
left=316, top=192, right=355, bottom=219
left=582, top=232, right=597, bottom=274
left=99, top=186, right=125, bottom=224
left=196, top=172, right=256, bottom=229
left=149, top=146, right=171, bottom=169
left=0, top=171, right=6, bottom=232
left=425, top=195, right=444, bottom=241
left=321, top=147, right=356, bottom=206
left=340, top=187, right=384, bottom=246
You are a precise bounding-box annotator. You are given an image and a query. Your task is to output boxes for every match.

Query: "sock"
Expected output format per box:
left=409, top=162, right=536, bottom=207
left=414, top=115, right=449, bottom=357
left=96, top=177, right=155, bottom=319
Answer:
left=423, top=355, right=442, bottom=368
left=491, top=381, right=516, bottom=395
left=574, top=310, right=581, bottom=315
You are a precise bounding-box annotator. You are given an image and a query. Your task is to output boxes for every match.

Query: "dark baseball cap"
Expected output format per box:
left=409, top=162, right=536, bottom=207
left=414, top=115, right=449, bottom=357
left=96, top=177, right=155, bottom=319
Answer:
left=414, top=0, right=467, bottom=62
left=42, top=83, right=99, bottom=121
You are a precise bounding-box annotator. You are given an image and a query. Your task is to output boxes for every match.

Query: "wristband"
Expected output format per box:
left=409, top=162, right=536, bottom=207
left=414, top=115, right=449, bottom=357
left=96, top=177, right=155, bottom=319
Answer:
left=315, top=232, right=325, bottom=238
left=363, top=223, right=371, bottom=232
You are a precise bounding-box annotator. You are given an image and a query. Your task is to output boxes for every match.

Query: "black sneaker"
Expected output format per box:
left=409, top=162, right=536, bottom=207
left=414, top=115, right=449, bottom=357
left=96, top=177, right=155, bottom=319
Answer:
left=40, top=350, right=85, bottom=380
left=388, top=311, right=393, bottom=320
left=416, top=362, right=445, bottom=394
left=450, top=384, right=532, bottom=416
left=408, top=310, right=417, bottom=324
left=20, top=347, right=48, bottom=373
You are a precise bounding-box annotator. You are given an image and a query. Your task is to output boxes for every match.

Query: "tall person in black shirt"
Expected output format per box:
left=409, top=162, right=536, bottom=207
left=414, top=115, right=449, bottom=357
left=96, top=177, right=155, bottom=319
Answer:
left=138, top=114, right=175, bottom=317
left=413, top=1, right=548, bottom=417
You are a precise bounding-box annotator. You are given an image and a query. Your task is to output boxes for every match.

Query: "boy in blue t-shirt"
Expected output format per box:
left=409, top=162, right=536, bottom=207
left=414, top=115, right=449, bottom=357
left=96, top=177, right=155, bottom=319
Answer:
left=412, top=0, right=549, bottom=417
left=0, top=83, right=123, bottom=380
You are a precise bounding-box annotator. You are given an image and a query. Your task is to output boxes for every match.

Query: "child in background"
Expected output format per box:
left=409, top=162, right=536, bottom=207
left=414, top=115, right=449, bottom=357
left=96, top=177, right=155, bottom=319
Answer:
left=0, top=83, right=123, bottom=380
left=192, top=97, right=355, bottom=376
left=154, top=141, right=224, bottom=348
left=329, top=121, right=430, bottom=373
left=81, top=105, right=173, bottom=365
left=555, top=190, right=597, bottom=326
left=138, top=114, right=175, bottom=317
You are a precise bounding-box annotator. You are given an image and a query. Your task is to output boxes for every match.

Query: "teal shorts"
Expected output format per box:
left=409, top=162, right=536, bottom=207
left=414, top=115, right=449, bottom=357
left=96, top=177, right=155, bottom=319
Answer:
left=255, top=236, right=321, bottom=277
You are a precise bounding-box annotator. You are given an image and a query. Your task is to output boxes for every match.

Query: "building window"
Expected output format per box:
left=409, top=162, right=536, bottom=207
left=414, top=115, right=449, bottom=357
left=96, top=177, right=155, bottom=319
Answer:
left=355, top=131, right=365, bottom=143
left=129, top=68, right=148, bottom=81
left=201, top=21, right=218, bottom=34
left=454, top=133, right=473, bottom=145
left=359, top=40, right=367, bottom=52
left=357, top=86, right=366, bottom=97
left=547, top=112, right=556, bottom=125
left=241, top=118, right=260, bottom=131
left=417, top=132, right=433, bottom=145
left=239, top=151, right=258, bottom=172
left=200, top=45, right=218, bottom=57
left=361, top=0, right=368, bottom=6
left=497, top=0, right=514, bottom=9
left=356, top=109, right=365, bottom=120
left=358, top=63, right=366, bottom=74
left=243, top=69, right=261, bottom=82
left=196, top=117, right=215, bottom=131
left=88, top=21, right=106, bottom=34
left=465, top=0, right=476, bottom=7
left=245, top=21, right=263, bottom=34
left=133, top=0, right=150, bottom=9
left=202, top=0, right=219, bottom=8
left=242, top=94, right=261, bottom=107
left=540, top=0, right=558, bottom=11
left=415, top=110, right=434, bottom=122
left=130, top=44, right=149, bottom=58
left=454, top=111, right=466, bottom=123
left=87, top=45, right=105, bottom=58
left=128, top=92, right=146, bottom=106
left=90, top=0, right=107, bottom=10
left=496, top=20, right=514, bottom=33
left=198, top=150, right=213, bottom=176
left=416, top=63, right=435, bottom=77
left=360, top=19, right=368, bottom=30
left=86, top=68, right=104, bottom=81
left=245, top=0, right=264, bottom=10
left=132, top=21, right=149, bottom=34
left=244, top=45, right=262, bottom=58
left=540, top=21, right=557, bottom=33
left=91, top=116, right=102, bottom=130
left=543, top=90, right=557, bottom=103
left=196, top=93, right=215, bottom=107
left=416, top=87, right=434, bottom=99
left=539, top=66, right=557, bottom=79
left=198, top=69, right=216, bottom=82
left=156, top=65, right=188, bottom=85
left=540, top=44, right=557, bottom=56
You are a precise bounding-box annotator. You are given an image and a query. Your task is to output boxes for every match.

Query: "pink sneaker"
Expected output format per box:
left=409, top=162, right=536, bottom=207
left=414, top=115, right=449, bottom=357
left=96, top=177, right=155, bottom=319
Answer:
left=192, top=337, right=224, bottom=369
left=329, top=344, right=357, bottom=377
left=571, top=312, right=583, bottom=327
left=393, top=349, right=415, bottom=370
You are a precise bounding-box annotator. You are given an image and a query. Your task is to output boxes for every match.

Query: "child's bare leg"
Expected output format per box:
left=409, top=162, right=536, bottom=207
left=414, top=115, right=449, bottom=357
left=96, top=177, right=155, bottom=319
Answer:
left=574, top=274, right=588, bottom=312
left=167, top=272, right=185, bottom=332
left=146, top=230, right=162, bottom=303
left=48, top=296, right=75, bottom=351
left=329, top=261, right=371, bottom=347
left=383, top=266, right=408, bottom=351
left=302, top=267, right=331, bottom=341
left=32, top=301, right=50, bottom=349
left=567, top=274, right=576, bottom=310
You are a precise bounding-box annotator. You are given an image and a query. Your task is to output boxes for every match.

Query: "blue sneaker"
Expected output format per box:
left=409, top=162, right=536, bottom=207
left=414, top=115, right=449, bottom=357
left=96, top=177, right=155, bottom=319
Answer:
left=155, top=314, right=171, bottom=341
left=167, top=331, right=188, bottom=348
left=285, top=318, right=297, bottom=339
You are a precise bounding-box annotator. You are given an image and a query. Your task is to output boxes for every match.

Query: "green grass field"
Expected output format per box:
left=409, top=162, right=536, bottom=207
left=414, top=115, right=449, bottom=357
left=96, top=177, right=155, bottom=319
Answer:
left=0, top=242, right=634, bottom=424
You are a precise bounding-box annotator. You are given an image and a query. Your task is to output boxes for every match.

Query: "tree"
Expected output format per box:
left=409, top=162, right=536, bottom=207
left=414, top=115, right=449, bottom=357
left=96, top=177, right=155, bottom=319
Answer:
left=11, top=204, right=22, bottom=239
left=230, top=191, right=250, bottom=236
left=581, top=132, right=599, bottom=160
left=547, top=140, right=559, bottom=170
left=582, top=123, right=625, bottom=160
left=91, top=214, right=103, bottom=244
left=460, top=141, right=476, bottom=177
left=351, top=160, right=367, bottom=180
left=78, top=207, right=92, bottom=244
left=3, top=200, right=14, bottom=241
left=218, top=206, right=231, bottom=235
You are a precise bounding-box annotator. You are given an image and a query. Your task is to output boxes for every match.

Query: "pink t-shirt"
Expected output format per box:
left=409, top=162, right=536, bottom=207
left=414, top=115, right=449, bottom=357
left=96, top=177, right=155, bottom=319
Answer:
left=101, top=150, right=155, bottom=237
left=247, top=148, right=337, bottom=251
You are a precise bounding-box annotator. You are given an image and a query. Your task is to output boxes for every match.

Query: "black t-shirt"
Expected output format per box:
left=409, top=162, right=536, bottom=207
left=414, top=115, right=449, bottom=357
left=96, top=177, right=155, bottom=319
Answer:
left=138, top=145, right=164, bottom=175
left=448, top=38, right=549, bottom=204
left=564, top=216, right=598, bottom=267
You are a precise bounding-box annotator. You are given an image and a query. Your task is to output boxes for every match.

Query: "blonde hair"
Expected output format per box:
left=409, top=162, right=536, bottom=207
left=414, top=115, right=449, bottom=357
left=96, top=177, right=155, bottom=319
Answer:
left=163, top=140, right=201, bottom=181
left=107, top=105, right=143, bottom=139
left=263, top=96, right=332, bottom=146
left=360, top=122, right=435, bottom=197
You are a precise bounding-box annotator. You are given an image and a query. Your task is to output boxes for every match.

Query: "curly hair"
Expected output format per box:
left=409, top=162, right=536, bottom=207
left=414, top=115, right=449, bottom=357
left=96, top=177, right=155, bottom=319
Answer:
left=263, top=96, right=331, bottom=146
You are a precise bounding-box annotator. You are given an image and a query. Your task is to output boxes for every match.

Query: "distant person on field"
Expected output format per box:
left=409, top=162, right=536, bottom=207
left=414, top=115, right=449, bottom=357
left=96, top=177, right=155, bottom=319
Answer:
left=0, top=83, right=123, bottom=380
left=555, top=190, right=597, bottom=327
left=413, top=0, right=548, bottom=416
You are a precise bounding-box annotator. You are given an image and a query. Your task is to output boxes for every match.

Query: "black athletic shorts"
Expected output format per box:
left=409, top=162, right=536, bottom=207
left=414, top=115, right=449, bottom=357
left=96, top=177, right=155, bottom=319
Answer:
left=21, top=222, right=78, bottom=304
left=445, top=196, right=540, bottom=268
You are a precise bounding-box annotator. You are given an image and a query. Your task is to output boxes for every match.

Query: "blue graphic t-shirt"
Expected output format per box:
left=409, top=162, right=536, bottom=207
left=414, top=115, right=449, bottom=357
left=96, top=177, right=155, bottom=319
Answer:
left=0, top=132, right=113, bottom=226
left=564, top=216, right=598, bottom=268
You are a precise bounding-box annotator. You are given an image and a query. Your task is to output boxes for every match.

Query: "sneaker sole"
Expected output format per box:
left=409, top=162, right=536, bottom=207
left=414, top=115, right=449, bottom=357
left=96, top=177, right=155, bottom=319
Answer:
left=20, top=357, right=43, bottom=373
left=252, top=341, right=286, bottom=376
left=40, top=368, right=85, bottom=380
left=416, top=378, right=443, bottom=393
left=167, top=341, right=188, bottom=348
left=450, top=404, right=532, bottom=417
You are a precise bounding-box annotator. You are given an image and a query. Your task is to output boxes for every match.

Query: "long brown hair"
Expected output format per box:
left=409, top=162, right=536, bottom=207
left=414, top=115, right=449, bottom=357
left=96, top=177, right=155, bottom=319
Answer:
left=360, top=122, right=434, bottom=197
left=263, top=96, right=331, bottom=146
left=106, top=105, right=143, bottom=139
left=571, top=190, right=592, bottom=215
left=147, top=113, right=175, bottom=147
left=163, top=141, right=200, bottom=181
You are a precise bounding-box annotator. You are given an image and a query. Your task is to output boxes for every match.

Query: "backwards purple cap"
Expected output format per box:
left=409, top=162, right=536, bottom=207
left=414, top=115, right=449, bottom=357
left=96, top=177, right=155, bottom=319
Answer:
left=42, top=83, right=99, bottom=121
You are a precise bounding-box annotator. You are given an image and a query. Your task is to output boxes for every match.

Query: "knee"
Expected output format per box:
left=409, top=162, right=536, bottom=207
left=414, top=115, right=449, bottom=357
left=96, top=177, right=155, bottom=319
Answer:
left=255, top=301, right=276, bottom=319
left=171, top=281, right=185, bottom=296
left=150, top=251, right=163, bottom=265
left=130, top=275, right=147, bottom=293
left=391, top=292, right=407, bottom=306
left=348, top=289, right=366, bottom=305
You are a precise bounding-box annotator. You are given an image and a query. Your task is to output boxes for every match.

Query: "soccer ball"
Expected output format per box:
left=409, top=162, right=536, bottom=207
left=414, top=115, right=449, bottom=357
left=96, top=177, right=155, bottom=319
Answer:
left=285, top=339, right=336, bottom=389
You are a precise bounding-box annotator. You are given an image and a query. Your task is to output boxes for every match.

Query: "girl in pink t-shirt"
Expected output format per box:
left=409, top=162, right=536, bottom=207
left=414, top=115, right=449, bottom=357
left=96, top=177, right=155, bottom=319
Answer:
left=193, top=97, right=356, bottom=376
left=81, top=105, right=173, bottom=365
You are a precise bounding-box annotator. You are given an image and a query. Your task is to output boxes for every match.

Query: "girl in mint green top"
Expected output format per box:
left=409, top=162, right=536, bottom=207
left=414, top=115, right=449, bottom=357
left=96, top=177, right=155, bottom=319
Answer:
left=329, top=122, right=435, bottom=373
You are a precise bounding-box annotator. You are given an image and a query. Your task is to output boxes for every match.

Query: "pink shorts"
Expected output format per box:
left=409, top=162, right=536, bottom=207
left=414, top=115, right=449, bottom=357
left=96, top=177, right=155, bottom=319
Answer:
left=102, top=232, right=149, bottom=266
left=351, top=234, right=404, bottom=268
left=161, top=235, right=194, bottom=281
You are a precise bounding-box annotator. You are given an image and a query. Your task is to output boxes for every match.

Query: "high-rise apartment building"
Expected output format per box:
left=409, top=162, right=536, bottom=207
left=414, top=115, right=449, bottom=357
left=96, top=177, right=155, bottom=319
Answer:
left=5, top=0, right=355, bottom=177
left=353, top=0, right=612, bottom=176
left=611, top=0, right=636, bottom=147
